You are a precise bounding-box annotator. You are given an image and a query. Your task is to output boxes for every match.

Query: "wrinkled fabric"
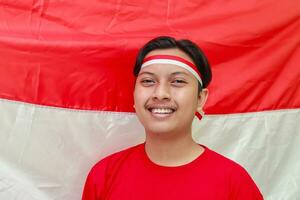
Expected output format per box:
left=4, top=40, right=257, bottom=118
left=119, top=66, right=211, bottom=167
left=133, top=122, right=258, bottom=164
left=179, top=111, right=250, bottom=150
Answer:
left=82, top=143, right=263, bottom=200
left=0, top=100, right=299, bottom=199
left=0, top=0, right=299, bottom=113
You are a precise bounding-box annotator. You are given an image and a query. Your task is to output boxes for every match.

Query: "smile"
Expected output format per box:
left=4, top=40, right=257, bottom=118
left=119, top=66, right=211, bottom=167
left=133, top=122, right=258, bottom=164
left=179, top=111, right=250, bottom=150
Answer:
left=145, top=104, right=177, bottom=119
left=150, top=108, right=174, bottom=114
left=146, top=106, right=176, bottom=119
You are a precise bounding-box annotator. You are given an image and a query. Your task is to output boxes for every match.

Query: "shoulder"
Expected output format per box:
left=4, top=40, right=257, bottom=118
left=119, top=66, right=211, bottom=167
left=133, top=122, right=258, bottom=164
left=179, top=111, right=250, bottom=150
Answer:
left=203, top=146, right=263, bottom=199
left=90, top=143, right=143, bottom=175
left=211, top=148, right=245, bottom=169
left=82, top=143, right=144, bottom=199
left=202, top=145, right=247, bottom=172
left=203, top=146, right=256, bottom=181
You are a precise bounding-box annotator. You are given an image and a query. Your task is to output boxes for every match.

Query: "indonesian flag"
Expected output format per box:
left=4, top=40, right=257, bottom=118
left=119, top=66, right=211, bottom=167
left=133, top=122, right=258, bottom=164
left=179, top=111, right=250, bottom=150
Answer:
left=0, top=1, right=299, bottom=199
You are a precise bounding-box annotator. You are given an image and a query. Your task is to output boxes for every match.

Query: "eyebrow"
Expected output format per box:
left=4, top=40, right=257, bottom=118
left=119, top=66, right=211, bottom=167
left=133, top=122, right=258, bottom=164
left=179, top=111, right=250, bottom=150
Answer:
left=138, top=71, right=191, bottom=77
left=171, top=71, right=191, bottom=76
left=138, top=71, right=155, bottom=76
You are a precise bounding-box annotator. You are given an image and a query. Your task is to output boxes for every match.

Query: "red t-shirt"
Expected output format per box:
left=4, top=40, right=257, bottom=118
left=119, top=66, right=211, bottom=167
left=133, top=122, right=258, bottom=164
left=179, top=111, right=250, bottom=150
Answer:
left=82, top=143, right=263, bottom=200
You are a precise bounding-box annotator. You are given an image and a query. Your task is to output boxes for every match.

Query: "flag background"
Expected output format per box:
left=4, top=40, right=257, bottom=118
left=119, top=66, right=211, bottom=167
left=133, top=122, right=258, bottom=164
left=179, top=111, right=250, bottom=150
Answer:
left=0, top=0, right=299, bottom=199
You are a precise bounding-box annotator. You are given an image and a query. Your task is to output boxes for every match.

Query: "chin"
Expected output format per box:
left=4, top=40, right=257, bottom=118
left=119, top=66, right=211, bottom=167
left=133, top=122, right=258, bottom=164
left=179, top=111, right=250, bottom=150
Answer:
left=144, top=124, right=178, bottom=135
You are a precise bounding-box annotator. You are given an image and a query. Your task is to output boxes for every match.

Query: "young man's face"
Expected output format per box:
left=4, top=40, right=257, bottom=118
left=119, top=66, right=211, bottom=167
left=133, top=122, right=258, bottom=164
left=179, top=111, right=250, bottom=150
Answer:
left=133, top=48, right=207, bottom=135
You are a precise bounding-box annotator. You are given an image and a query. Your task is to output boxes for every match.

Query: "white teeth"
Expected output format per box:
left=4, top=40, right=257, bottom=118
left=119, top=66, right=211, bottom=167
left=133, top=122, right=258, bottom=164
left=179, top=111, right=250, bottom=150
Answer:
left=151, top=108, right=174, bottom=114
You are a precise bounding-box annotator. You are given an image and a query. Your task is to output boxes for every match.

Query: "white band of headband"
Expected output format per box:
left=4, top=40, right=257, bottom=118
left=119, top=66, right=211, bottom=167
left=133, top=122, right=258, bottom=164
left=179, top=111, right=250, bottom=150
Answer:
left=141, top=59, right=203, bottom=86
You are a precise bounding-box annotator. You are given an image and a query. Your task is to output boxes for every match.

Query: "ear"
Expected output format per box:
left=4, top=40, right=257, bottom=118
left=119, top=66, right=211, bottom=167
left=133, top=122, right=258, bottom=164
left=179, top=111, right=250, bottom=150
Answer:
left=197, top=88, right=209, bottom=112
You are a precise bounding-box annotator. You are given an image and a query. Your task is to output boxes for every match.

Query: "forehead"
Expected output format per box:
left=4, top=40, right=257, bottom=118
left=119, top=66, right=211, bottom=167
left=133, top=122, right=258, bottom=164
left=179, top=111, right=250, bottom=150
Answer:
left=145, top=48, right=194, bottom=64
left=139, top=64, right=192, bottom=77
left=139, top=48, right=196, bottom=77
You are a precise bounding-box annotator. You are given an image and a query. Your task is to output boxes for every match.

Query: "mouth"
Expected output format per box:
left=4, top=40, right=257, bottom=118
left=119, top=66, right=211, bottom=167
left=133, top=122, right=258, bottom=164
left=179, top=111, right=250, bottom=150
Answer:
left=146, top=105, right=177, bottom=118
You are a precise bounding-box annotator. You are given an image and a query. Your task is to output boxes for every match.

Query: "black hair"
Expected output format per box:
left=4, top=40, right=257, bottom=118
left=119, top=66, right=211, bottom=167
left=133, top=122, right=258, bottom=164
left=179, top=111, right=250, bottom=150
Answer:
left=133, top=36, right=212, bottom=92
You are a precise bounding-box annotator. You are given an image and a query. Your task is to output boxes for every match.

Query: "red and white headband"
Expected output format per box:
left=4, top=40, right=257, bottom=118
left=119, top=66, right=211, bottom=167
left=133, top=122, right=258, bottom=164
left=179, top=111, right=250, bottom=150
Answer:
left=141, top=55, right=203, bottom=86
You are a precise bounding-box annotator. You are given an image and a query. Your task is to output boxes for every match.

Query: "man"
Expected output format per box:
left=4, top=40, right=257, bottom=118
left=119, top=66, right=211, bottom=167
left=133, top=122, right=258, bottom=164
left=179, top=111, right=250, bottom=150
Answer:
left=82, top=36, right=263, bottom=199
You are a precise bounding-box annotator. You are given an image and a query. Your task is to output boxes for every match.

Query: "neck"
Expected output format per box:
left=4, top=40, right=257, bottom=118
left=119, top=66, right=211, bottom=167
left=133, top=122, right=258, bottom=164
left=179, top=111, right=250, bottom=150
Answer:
left=144, top=128, right=204, bottom=167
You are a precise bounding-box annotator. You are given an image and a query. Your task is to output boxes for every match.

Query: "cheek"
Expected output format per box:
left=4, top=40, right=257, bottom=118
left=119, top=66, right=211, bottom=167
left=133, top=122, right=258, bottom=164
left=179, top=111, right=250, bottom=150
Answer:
left=173, top=89, right=198, bottom=109
left=134, top=86, right=149, bottom=107
left=175, top=87, right=196, bottom=99
left=133, top=89, right=140, bottom=107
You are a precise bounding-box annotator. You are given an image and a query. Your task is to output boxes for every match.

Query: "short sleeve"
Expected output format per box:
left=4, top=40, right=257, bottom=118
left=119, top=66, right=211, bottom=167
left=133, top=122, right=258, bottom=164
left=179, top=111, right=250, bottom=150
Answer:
left=82, top=158, right=109, bottom=200
left=230, top=166, right=264, bottom=200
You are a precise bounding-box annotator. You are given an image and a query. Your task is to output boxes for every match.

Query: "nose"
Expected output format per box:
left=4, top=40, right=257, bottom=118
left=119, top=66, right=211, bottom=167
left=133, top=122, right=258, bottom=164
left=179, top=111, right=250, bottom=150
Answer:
left=152, top=82, right=171, bottom=101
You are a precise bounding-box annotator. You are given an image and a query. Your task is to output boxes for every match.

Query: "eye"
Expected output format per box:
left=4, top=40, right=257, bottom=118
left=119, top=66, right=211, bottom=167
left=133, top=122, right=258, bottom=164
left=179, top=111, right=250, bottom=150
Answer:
left=173, top=80, right=186, bottom=83
left=140, top=78, right=156, bottom=86
left=141, top=79, right=155, bottom=83
left=171, top=79, right=187, bottom=86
